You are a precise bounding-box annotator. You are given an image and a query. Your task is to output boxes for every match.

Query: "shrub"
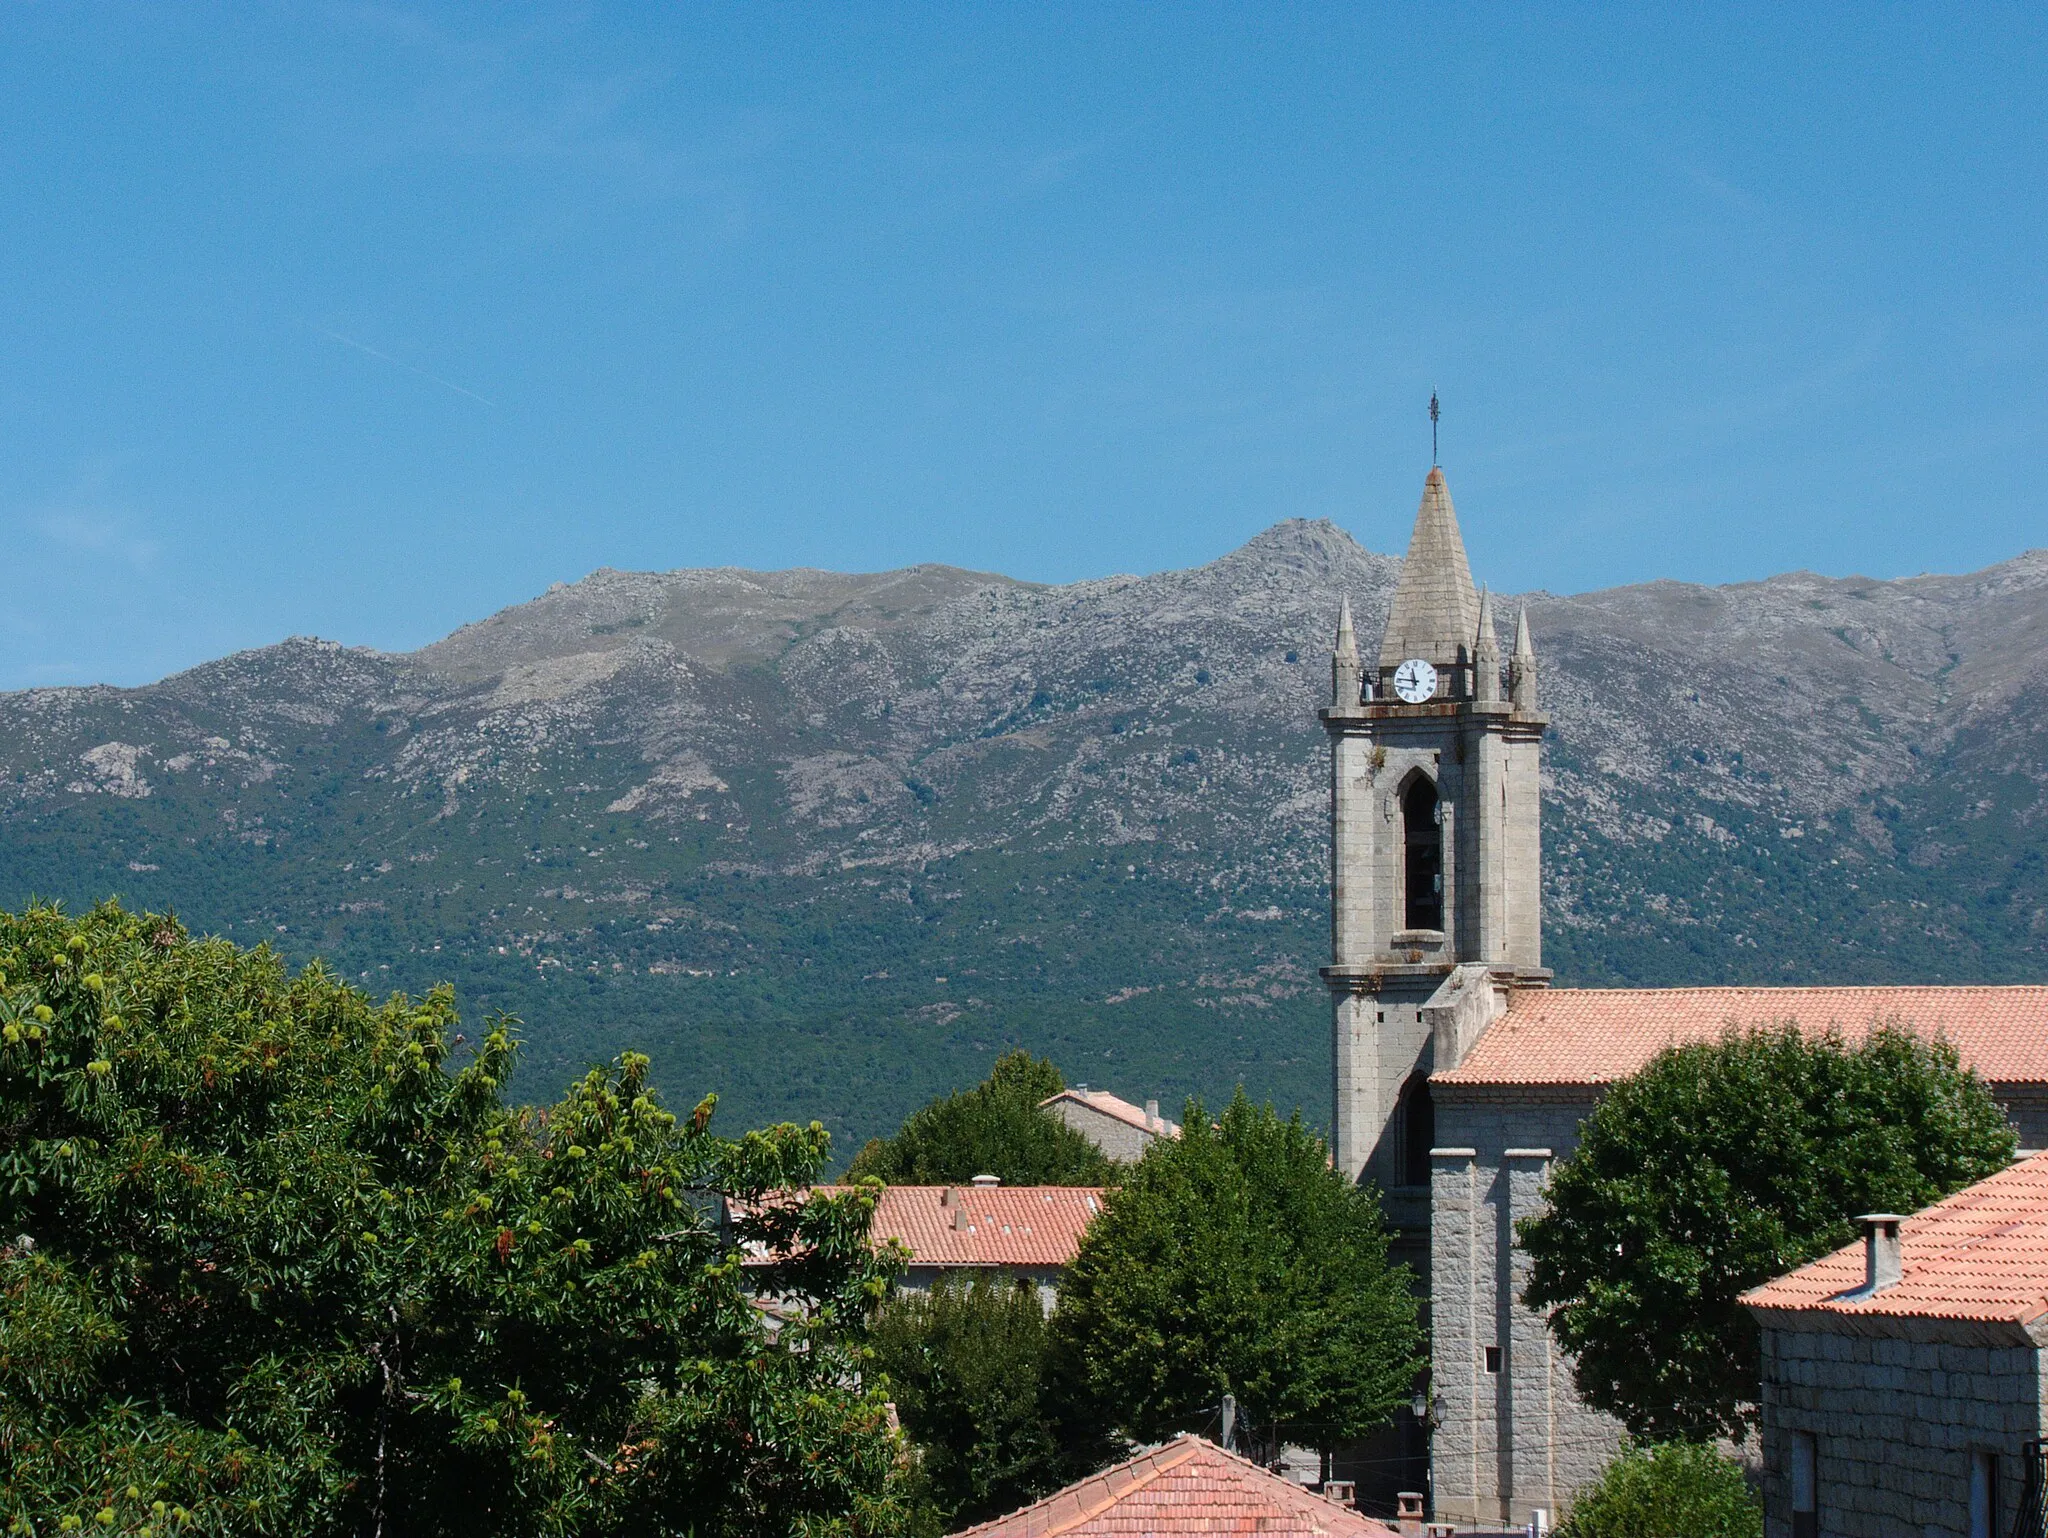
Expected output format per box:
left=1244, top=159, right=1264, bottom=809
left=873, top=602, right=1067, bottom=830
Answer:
left=1559, top=1442, right=1762, bottom=1538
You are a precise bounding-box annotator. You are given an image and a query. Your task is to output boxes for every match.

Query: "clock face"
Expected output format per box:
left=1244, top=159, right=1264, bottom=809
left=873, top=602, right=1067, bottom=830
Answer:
left=1393, top=658, right=1438, bottom=704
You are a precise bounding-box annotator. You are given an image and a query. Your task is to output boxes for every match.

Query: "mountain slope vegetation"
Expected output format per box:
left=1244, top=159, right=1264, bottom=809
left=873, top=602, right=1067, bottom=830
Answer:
left=3, top=521, right=2043, bottom=1150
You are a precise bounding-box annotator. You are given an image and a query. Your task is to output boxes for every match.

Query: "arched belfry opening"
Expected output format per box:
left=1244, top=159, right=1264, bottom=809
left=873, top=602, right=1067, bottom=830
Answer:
left=1401, top=774, right=1443, bottom=932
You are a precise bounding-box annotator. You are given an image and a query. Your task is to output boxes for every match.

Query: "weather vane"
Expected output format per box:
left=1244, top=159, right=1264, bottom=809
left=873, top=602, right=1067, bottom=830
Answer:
left=1429, top=390, right=1440, bottom=466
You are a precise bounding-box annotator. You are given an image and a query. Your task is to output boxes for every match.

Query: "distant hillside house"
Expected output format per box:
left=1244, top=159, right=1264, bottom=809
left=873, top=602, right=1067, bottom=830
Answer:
left=1040, top=1085, right=1181, bottom=1163
left=1319, top=465, right=2048, bottom=1525
left=732, top=1179, right=1105, bottom=1309
left=1743, top=1149, right=2048, bottom=1538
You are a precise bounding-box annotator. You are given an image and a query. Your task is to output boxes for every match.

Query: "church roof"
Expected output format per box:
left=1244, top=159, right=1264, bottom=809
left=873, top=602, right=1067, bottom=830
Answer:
left=1377, top=467, right=1482, bottom=673
left=1434, top=986, right=2048, bottom=1089
left=1742, top=1149, right=2048, bottom=1331
left=950, top=1434, right=1398, bottom=1537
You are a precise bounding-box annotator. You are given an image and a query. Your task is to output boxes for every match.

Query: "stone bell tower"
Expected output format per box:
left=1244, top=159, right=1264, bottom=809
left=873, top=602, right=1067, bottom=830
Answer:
left=1322, top=467, right=1549, bottom=1195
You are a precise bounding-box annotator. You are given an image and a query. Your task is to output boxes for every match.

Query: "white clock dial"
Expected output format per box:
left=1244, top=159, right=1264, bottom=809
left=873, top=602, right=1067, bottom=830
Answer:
left=1392, top=658, right=1438, bottom=704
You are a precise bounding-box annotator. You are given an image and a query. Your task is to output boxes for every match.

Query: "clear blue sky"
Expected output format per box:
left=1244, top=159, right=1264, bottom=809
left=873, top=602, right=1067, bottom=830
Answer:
left=1, top=5, right=2042, bottom=689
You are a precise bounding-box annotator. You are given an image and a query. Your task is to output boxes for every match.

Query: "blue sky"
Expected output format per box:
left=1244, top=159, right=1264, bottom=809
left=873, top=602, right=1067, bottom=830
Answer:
left=1, top=4, right=2042, bottom=689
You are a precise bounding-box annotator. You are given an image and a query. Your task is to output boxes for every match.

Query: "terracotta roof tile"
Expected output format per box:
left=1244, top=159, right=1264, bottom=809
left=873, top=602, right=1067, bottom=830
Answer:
left=950, top=1435, right=1398, bottom=1537
left=739, top=1186, right=1105, bottom=1270
left=1436, top=986, right=2048, bottom=1088
left=1743, top=1150, right=2048, bottom=1327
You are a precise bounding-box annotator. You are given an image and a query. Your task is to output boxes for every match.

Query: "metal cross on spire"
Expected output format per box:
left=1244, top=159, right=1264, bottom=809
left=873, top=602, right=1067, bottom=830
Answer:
left=1429, top=390, right=1440, bottom=466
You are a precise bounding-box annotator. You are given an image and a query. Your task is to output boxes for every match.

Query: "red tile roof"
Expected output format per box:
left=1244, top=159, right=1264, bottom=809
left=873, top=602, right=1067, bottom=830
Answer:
left=1436, top=987, right=2048, bottom=1089
left=741, top=1185, right=1105, bottom=1270
left=1040, top=1088, right=1183, bottom=1139
left=1743, top=1150, right=2048, bottom=1329
left=951, top=1436, right=1398, bottom=1537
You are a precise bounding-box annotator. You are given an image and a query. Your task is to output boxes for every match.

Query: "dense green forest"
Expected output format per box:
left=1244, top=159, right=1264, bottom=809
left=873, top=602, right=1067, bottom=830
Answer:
left=2, top=737, right=2039, bottom=1156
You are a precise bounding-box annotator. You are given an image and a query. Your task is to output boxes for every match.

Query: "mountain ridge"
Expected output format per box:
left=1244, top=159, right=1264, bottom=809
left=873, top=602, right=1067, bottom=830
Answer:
left=3, top=519, right=2044, bottom=1151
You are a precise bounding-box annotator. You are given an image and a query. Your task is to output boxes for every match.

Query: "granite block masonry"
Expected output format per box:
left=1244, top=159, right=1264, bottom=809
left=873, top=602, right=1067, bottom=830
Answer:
left=1743, top=1156, right=2048, bottom=1537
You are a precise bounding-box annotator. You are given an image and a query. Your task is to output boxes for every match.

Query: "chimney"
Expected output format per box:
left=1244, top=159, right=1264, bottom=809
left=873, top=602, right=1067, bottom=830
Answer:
left=972, top=1174, right=1000, bottom=1187
left=1145, top=1099, right=1160, bottom=1128
left=1074, top=1083, right=1088, bottom=1095
left=952, top=1194, right=967, bottom=1230
left=1859, top=1214, right=1905, bottom=1293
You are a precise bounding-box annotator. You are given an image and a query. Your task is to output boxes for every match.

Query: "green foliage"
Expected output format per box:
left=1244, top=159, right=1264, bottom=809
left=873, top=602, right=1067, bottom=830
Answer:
left=846, top=1051, right=1112, bottom=1186
left=1049, top=1090, right=1423, bottom=1459
left=0, top=901, right=911, bottom=1537
left=1520, top=1024, right=2017, bottom=1441
left=1556, top=1442, right=1762, bottom=1538
left=871, top=1274, right=1071, bottom=1530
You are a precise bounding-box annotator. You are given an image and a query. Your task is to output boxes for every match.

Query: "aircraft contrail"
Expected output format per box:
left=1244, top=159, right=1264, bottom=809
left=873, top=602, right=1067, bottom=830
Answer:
left=314, top=326, right=499, bottom=408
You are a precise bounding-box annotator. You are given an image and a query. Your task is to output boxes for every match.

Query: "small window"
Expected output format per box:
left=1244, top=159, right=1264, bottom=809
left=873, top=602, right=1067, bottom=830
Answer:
left=1971, top=1451, right=1997, bottom=1538
left=1483, top=1346, right=1501, bottom=1374
left=1790, top=1432, right=1817, bottom=1538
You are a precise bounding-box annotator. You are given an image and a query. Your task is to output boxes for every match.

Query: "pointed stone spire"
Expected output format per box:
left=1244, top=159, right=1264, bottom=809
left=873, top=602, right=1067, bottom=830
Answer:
left=1331, top=597, right=1363, bottom=707
left=1473, top=586, right=1502, bottom=704
left=1377, top=467, right=1482, bottom=676
left=1510, top=605, right=1538, bottom=711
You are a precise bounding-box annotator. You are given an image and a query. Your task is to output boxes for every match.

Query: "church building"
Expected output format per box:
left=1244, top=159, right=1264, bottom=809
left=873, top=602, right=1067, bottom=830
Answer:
left=1322, top=468, right=2048, bottom=1526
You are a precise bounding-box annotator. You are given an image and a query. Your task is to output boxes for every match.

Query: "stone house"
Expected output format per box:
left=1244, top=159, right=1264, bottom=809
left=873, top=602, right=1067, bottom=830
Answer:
left=1743, top=1150, right=2048, bottom=1538
left=1319, top=464, right=2048, bottom=1525
left=1039, top=1084, right=1181, bottom=1163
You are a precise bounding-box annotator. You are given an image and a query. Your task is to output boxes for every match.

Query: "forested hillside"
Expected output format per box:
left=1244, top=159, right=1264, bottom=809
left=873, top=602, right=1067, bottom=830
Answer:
left=2, top=520, right=2043, bottom=1149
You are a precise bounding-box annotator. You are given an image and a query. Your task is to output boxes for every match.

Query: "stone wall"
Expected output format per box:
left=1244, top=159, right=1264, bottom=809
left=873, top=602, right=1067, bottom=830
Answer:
left=1999, top=1090, right=2048, bottom=1155
left=901, top=1262, right=1065, bottom=1314
left=1048, top=1100, right=1157, bottom=1164
left=1429, top=1089, right=1627, bottom=1526
left=1756, top=1319, right=2042, bottom=1537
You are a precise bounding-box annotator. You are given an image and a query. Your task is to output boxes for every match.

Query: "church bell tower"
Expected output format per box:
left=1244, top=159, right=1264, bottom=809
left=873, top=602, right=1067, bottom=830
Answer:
left=1322, top=467, right=1549, bottom=1190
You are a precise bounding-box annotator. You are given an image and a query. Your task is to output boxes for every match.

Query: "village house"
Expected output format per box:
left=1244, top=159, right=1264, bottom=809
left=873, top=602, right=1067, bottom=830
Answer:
left=1039, top=1084, right=1181, bottom=1163
left=1743, top=1150, right=2048, bottom=1538
left=731, top=1178, right=1105, bottom=1309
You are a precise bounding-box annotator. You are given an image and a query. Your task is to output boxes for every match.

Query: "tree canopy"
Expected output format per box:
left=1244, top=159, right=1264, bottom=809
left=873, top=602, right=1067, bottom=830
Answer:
left=845, top=1051, right=1111, bottom=1186
left=1519, top=1024, right=2017, bottom=1441
left=0, top=901, right=910, bottom=1537
left=870, top=1273, right=1076, bottom=1530
left=1049, top=1090, right=1423, bottom=1461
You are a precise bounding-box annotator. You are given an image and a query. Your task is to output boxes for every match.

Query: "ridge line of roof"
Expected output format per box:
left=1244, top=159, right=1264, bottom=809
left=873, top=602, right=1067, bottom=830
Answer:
left=951, top=1438, right=1201, bottom=1538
